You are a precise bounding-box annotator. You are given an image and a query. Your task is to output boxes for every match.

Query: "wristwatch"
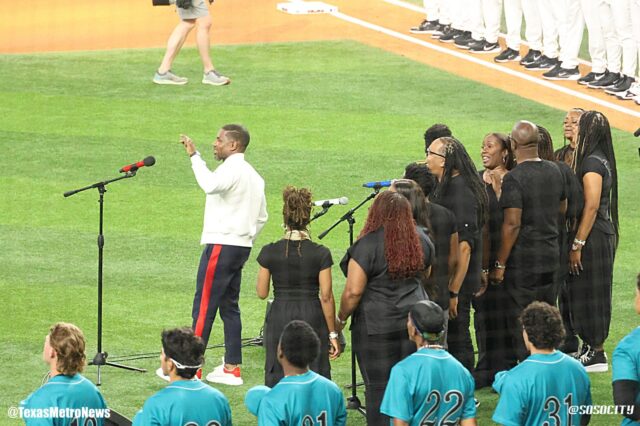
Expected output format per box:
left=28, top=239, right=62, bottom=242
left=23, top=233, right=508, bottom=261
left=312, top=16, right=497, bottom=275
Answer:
left=449, top=291, right=458, bottom=298
left=572, top=238, right=586, bottom=251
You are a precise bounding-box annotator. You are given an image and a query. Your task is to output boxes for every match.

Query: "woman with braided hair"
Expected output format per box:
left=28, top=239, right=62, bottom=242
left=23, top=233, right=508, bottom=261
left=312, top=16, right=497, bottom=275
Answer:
left=256, top=186, right=340, bottom=387
left=537, top=124, right=584, bottom=356
left=427, top=136, right=488, bottom=373
left=567, top=110, right=619, bottom=372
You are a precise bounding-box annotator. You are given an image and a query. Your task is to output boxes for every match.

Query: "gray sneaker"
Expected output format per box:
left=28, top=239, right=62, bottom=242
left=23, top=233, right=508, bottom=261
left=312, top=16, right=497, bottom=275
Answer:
left=153, top=70, right=188, bottom=85
left=202, top=70, right=231, bottom=86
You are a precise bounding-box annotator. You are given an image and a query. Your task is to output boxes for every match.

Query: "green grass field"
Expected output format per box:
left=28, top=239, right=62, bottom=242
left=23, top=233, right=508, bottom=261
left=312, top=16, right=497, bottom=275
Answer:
left=0, top=40, right=638, bottom=425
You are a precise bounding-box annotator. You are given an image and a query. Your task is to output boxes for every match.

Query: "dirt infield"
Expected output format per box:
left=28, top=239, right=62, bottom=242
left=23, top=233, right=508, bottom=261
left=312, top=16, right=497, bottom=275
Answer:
left=2, top=0, right=637, bottom=132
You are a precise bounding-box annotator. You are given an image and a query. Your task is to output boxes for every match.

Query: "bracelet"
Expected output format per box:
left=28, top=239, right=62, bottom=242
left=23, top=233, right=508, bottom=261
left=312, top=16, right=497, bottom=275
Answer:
left=329, top=332, right=339, bottom=340
left=482, top=268, right=490, bottom=275
left=494, top=261, right=506, bottom=270
left=573, top=238, right=586, bottom=247
left=449, top=291, right=458, bottom=298
left=336, top=316, right=347, bottom=326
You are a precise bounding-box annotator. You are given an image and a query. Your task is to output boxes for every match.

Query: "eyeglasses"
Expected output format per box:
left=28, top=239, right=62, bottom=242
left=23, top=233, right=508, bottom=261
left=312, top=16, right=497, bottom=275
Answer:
left=426, top=148, right=446, bottom=159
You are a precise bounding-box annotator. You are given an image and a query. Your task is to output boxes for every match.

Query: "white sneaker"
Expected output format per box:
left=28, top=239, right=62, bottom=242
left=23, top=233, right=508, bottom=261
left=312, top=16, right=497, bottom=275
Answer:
left=202, top=70, right=231, bottom=86
left=155, top=367, right=170, bottom=382
left=153, top=70, right=188, bottom=85
left=205, top=361, right=243, bottom=386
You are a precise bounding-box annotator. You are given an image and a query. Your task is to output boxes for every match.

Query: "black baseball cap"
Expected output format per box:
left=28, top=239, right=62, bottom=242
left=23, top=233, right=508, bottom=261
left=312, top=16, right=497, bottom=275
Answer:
left=409, top=300, right=445, bottom=337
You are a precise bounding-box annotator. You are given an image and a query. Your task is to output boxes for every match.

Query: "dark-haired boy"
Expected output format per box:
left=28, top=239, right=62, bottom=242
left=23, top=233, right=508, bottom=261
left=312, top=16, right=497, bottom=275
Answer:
left=245, top=320, right=346, bottom=425
left=493, top=302, right=591, bottom=426
left=381, top=301, right=476, bottom=425
left=133, top=327, right=231, bottom=426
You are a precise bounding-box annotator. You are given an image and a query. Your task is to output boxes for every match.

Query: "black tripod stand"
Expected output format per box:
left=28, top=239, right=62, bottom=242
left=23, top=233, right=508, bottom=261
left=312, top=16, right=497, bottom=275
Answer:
left=64, top=172, right=147, bottom=385
left=319, top=189, right=379, bottom=416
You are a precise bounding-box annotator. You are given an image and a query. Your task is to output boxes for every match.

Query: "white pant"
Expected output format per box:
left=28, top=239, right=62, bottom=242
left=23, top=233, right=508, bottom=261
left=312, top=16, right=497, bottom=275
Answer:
left=538, top=0, right=582, bottom=67
left=438, top=0, right=451, bottom=25
left=451, top=0, right=469, bottom=30
left=424, top=0, right=439, bottom=21
left=580, top=0, right=606, bottom=73
left=504, top=0, right=543, bottom=50
left=598, top=0, right=621, bottom=73
left=560, top=0, right=584, bottom=69
left=537, top=0, right=558, bottom=57
left=463, top=0, right=503, bottom=42
left=482, top=0, right=503, bottom=43
left=612, top=0, right=638, bottom=77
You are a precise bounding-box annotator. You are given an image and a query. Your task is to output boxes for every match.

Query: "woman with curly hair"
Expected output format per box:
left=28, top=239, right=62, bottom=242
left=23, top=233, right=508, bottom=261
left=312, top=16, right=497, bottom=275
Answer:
left=336, top=191, right=433, bottom=425
left=256, top=186, right=340, bottom=387
left=567, top=111, right=619, bottom=372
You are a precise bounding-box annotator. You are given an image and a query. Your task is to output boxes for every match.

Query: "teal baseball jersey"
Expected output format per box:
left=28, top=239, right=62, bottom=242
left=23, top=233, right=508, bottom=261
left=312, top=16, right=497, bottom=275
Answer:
left=613, top=327, right=640, bottom=426
left=20, top=373, right=107, bottom=426
left=380, top=347, right=476, bottom=425
left=257, top=370, right=346, bottom=425
left=493, top=351, right=592, bottom=426
left=133, top=379, right=231, bottom=426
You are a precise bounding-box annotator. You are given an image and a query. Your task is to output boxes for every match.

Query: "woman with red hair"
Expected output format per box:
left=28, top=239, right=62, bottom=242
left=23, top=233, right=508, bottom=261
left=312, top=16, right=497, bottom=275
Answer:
left=336, top=191, right=434, bottom=425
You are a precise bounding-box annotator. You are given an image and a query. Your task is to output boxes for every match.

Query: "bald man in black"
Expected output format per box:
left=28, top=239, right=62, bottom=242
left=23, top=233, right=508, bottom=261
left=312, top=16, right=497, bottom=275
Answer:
left=490, top=121, right=567, bottom=362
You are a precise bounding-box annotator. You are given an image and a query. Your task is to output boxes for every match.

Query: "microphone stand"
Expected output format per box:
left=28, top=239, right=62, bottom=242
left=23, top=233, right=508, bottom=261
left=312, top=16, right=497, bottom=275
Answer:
left=310, top=207, right=330, bottom=222
left=319, top=188, right=380, bottom=416
left=64, top=172, right=147, bottom=385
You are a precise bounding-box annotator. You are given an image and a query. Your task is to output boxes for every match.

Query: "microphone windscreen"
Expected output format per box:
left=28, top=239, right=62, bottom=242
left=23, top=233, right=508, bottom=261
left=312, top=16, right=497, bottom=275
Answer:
left=144, top=156, right=156, bottom=167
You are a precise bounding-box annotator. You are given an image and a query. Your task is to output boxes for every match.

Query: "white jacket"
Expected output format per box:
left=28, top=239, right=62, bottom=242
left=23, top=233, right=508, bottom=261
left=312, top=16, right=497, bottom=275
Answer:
left=190, top=152, right=268, bottom=247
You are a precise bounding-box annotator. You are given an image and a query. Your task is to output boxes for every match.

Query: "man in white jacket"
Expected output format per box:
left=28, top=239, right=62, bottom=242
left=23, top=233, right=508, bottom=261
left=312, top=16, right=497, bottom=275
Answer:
left=180, top=124, right=268, bottom=386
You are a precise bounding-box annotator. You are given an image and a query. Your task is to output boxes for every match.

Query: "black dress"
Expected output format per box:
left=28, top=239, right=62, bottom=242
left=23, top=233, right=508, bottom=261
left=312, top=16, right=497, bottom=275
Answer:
left=567, top=151, right=616, bottom=348
left=473, top=171, right=516, bottom=388
left=257, top=239, right=333, bottom=387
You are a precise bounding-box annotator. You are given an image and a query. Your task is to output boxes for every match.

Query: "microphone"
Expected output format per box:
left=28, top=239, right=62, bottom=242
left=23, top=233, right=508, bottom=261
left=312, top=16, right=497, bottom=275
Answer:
left=362, top=180, right=392, bottom=189
left=634, top=128, right=640, bottom=137
left=119, top=156, right=156, bottom=173
left=314, top=197, right=349, bottom=208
